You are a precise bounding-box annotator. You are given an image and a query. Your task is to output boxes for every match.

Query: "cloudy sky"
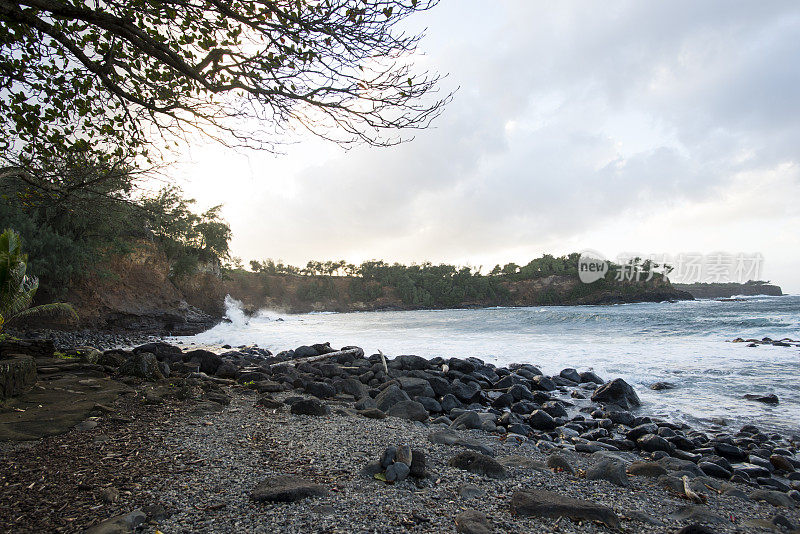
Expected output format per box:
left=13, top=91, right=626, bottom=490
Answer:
left=171, top=1, right=800, bottom=293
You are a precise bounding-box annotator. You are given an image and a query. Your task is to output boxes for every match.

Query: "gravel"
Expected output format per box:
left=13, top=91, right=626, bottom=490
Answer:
left=7, top=328, right=159, bottom=351
left=133, top=388, right=800, bottom=533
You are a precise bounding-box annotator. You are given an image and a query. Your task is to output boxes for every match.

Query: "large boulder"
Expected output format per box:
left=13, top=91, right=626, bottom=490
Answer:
left=510, top=489, right=620, bottom=528
left=118, top=352, right=164, bottom=381
left=133, top=342, right=182, bottom=361
left=508, top=384, right=535, bottom=401
left=591, top=378, right=641, bottom=410
left=290, top=398, right=330, bottom=416
left=392, top=354, right=431, bottom=371
left=85, top=509, right=147, bottom=534
left=311, top=342, right=336, bottom=355
left=428, top=429, right=494, bottom=456
left=98, top=350, right=129, bottom=367
left=214, top=361, right=239, bottom=379
left=579, top=371, right=604, bottom=384
left=395, top=377, right=435, bottom=398
left=530, top=375, right=557, bottom=392
left=375, top=384, right=411, bottom=412
left=184, top=349, right=222, bottom=375
left=451, top=379, right=480, bottom=402
left=304, top=381, right=336, bottom=399
left=586, top=459, right=630, bottom=487
left=637, top=434, right=673, bottom=453
left=451, top=411, right=483, bottom=430
left=448, top=451, right=507, bottom=479
left=334, top=377, right=369, bottom=399
left=385, top=400, right=429, bottom=421
left=448, top=358, right=476, bottom=373
left=424, top=374, right=453, bottom=396
left=455, top=510, right=492, bottom=534
left=627, top=461, right=668, bottom=478
left=528, top=409, right=557, bottom=431
left=251, top=476, right=328, bottom=502
left=560, top=368, right=582, bottom=383
left=749, top=489, right=797, bottom=508
left=293, top=345, right=319, bottom=359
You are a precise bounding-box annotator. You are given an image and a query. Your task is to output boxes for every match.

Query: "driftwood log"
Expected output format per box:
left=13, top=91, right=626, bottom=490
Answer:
left=269, top=347, right=364, bottom=368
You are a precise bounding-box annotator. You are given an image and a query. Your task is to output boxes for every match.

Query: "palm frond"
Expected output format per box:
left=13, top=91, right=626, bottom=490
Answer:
left=0, top=229, right=74, bottom=326
left=7, top=303, right=79, bottom=325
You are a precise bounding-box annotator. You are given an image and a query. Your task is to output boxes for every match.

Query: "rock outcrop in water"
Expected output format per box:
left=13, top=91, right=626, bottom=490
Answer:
left=674, top=281, right=783, bottom=299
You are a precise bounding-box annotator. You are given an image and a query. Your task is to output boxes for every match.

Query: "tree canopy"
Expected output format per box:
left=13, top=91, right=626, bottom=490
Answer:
left=0, top=158, right=233, bottom=294
left=0, top=0, right=450, bottom=168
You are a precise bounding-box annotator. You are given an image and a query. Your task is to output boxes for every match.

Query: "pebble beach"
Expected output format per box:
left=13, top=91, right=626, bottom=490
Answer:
left=2, top=337, right=800, bottom=533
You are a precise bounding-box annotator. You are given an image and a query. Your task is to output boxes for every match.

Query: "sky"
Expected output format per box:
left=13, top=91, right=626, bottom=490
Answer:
left=170, top=1, right=800, bottom=293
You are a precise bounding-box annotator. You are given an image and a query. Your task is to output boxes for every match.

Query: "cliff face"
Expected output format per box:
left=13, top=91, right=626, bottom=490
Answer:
left=673, top=282, right=783, bottom=299
left=63, top=243, right=216, bottom=334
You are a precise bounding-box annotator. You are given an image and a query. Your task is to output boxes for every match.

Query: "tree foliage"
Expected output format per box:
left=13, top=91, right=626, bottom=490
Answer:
left=246, top=253, right=673, bottom=308
left=0, top=151, right=145, bottom=292
left=0, top=155, right=232, bottom=293
left=1, top=0, right=449, bottom=166
left=249, top=257, right=510, bottom=307
left=140, top=185, right=231, bottom=277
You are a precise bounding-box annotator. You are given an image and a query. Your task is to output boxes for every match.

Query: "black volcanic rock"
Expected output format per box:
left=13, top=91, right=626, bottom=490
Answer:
left=591, top=378, right=641, bottom=410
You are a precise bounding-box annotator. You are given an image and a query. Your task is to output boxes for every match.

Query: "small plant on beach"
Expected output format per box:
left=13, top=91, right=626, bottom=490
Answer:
left=0, top=228, right=78, bottom=330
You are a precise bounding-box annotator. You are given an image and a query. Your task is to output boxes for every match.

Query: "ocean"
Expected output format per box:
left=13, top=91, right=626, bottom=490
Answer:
left=177, top=295, right=800, bottom=434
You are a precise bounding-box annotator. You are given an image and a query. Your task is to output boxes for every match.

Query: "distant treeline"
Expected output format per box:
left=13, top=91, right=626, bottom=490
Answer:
left=248, top=254, right=667, bottom=308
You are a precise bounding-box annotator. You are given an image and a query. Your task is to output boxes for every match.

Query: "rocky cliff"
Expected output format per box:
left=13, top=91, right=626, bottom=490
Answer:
left=62, top=244, right=217, bottom=335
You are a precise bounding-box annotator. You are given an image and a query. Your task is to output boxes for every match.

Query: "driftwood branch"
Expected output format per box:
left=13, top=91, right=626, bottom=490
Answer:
left=682, top=475, right=705, bottom=503
left=378, top=349, right=388, bottom=374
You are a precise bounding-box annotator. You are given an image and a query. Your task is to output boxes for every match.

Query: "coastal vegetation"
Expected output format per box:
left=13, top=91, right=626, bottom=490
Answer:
left=0, top=159, right=233, bottom=299
left=0, top=228, right=76, bottom=330
left=243, top=254, right=681, bottom=311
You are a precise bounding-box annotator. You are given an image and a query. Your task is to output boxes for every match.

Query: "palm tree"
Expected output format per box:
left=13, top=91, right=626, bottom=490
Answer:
left=0, top=229, right=77, bottom=330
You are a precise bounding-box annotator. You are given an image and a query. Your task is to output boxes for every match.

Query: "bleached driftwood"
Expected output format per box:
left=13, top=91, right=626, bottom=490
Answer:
left=378, top=349, right=388, bottom=374
left=682, top=475, right=705, bottom=503
left=269, top=347, right=364, bottom=368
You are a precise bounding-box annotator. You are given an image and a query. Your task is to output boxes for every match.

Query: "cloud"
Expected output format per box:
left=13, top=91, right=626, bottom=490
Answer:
left=176, top=1, right=800, bottom=290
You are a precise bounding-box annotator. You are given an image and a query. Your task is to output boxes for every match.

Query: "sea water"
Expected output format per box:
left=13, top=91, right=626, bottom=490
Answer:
left=177, top=295, right=800, bottom=433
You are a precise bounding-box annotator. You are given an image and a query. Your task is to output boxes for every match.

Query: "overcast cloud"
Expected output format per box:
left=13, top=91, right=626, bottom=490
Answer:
left=174, top=1, right=800, bottom=292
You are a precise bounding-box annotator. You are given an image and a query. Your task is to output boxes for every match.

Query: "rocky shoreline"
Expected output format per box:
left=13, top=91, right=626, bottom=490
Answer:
left=1, top=337, right=799, bottom=533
